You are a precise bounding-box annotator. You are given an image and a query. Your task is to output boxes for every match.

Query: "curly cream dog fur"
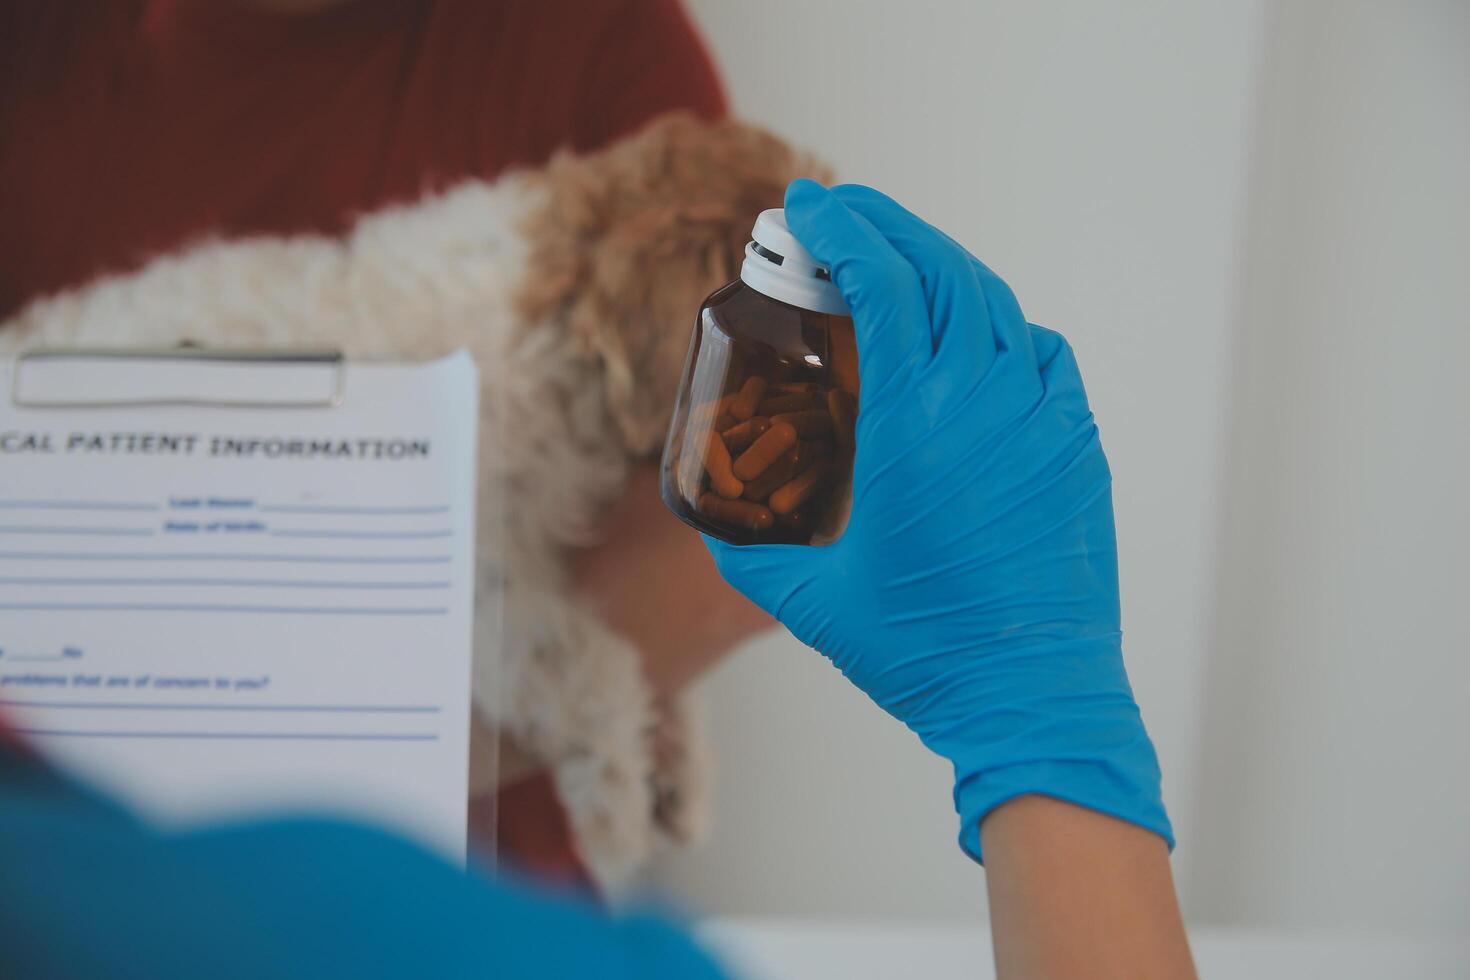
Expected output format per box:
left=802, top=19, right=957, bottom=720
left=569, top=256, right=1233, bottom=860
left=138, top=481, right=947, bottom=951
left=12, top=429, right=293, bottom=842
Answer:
left=0, top=115, right=824, bottom=890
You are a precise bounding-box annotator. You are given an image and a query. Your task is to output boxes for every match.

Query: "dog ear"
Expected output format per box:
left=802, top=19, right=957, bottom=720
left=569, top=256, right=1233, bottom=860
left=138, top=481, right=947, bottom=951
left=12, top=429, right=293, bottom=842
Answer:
left=518, top=114, right=830, bottom=457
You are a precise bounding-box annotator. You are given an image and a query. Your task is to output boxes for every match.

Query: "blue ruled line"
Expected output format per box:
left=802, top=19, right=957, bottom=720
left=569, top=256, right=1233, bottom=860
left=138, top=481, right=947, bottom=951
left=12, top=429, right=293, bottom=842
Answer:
left=0, top=700, right=441, bottom=713
left=15, top=729, right=438, bottom=742
left=270, top=529, right=452, bottom=539
left=0, top=603, right=448, bottom=615
left=0, top=552, right=450, bottom=564
left=0, top=500, right=161, bottom=512
left=0, top=577, right=450, bottom=589
left=260, top=505, right=450, bottom=515
left=0, top=526, right=155, bottom=536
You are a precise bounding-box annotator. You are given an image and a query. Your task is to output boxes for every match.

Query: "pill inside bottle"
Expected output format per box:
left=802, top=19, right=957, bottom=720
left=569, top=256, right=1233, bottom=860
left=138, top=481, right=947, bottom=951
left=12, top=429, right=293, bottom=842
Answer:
left=660, top=209, right=858, bottom=546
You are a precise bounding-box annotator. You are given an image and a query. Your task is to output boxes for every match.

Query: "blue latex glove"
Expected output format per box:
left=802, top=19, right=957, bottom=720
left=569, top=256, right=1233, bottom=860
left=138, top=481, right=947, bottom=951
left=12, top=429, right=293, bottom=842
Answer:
left=0, top=753, right=725, bottom=979
left=706, top=181, right=1172, bottom=861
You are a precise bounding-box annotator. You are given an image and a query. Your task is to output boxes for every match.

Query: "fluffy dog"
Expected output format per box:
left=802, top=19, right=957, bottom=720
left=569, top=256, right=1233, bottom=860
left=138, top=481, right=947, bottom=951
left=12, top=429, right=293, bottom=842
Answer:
left=1, top=114, right=825, bottom=889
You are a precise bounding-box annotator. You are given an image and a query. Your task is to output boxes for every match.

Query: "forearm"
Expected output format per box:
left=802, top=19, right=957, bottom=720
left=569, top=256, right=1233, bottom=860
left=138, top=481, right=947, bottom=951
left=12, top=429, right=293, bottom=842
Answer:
left=571, top=463, right=771, bottom=697
left=981, top=796, right=1195, bottom=980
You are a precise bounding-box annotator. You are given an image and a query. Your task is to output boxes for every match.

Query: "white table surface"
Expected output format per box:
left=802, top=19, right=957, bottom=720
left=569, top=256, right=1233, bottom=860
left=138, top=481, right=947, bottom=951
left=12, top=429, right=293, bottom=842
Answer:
left=699, top=919, right=1470, bottom=979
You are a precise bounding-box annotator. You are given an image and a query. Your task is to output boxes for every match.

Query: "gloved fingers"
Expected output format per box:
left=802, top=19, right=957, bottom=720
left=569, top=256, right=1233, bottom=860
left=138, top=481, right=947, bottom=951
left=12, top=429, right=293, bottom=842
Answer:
left=829, top=184, right=998, bottom=382
left=784, top=179, right=931, bottom=401
left=1029, top=323, right=1068, bottom=369
left=824, top=184, right=1042, bottom=421
left=701, top=534, right=819, bottom=620
left=967, top=257, right=1035, bottom=376
left=1029, top=324, right=1095, bottom=419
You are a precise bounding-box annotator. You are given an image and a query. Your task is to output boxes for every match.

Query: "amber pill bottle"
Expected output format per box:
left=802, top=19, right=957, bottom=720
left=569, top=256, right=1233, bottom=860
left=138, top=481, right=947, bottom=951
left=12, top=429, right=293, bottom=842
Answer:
left=660, top=209, right=858, bottom=545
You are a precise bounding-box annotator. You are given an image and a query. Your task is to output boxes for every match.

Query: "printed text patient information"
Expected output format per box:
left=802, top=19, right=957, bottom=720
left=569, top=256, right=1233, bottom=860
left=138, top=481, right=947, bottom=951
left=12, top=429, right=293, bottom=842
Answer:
left=0, top=352, right=479, bottom=859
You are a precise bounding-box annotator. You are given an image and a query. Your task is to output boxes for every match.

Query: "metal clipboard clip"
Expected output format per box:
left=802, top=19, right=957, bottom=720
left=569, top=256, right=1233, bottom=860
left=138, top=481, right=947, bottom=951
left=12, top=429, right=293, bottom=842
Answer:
left=10, top=345, right=345, bottom=410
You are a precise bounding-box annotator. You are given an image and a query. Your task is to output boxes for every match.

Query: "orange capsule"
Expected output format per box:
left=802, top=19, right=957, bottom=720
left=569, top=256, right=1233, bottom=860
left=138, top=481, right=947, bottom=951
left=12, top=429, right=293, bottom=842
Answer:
left=699, top=493, right=774, bottom=531
left=692, top=393, right=732, bottom=419
left=729, top=377, right=768, bottom=422
left=722, top=416, right=772, bottom=454
left=733, top=420, right=799, bottom=481
left=771, top=410, right=833, bottom=438
left=688, top=395, right=735, bottom=436
left=703, top=430, right=744, bottom=499
left=742, top=445, right=802, bottom=501
left=827, top=389, right=858, bottom=449
left=770, top=459, right=835, bottom=515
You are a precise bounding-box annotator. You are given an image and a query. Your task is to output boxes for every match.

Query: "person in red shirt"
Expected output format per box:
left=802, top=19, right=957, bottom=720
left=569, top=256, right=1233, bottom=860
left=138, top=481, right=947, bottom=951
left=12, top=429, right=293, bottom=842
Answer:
left=0, top=0, right=742, bottom=892
left=0, top=0, right=727, bottom=318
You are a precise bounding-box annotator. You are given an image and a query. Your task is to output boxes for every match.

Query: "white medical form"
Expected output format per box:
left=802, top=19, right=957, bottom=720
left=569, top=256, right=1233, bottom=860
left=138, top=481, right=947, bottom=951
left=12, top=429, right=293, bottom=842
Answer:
left=0, top=350, right=480, bottom=861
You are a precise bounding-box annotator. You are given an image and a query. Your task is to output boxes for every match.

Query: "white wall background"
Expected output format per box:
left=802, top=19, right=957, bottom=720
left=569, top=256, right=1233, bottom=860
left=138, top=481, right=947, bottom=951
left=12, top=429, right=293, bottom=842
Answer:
left=1188, top=0, right=1470, bottom=931
left=654, top=0, right=1470, bottom=932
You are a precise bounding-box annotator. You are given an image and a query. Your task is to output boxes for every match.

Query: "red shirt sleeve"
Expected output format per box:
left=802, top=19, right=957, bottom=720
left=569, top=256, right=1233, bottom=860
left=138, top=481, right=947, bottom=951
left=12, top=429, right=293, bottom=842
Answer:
left=0, top=0, right=728, bottom=318
left=571, top=0, right=728, bottom=151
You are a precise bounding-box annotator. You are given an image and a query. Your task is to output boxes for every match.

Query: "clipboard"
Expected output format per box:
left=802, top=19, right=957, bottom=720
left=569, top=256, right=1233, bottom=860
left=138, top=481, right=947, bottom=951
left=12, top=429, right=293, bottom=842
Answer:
left=11, top=346, right=345, bottom=410
left=0, top=346, right=486, bottom=862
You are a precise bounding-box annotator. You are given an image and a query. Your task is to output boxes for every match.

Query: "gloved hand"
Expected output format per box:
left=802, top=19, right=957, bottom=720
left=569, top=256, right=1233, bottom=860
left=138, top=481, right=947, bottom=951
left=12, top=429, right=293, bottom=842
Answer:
left=706, top=180, right=1172, bottom=861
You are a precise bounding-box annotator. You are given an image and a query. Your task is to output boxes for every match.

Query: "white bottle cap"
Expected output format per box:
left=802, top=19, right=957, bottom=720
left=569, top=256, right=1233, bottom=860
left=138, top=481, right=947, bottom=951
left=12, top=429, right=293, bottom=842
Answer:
left=739, top=209, right=851, bottom=316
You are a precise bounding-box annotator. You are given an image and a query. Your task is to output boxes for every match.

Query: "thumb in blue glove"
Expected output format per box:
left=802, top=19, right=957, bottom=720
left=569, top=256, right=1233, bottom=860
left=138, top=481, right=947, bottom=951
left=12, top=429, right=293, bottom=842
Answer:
left=705, top=180, right=1171, bottom=862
